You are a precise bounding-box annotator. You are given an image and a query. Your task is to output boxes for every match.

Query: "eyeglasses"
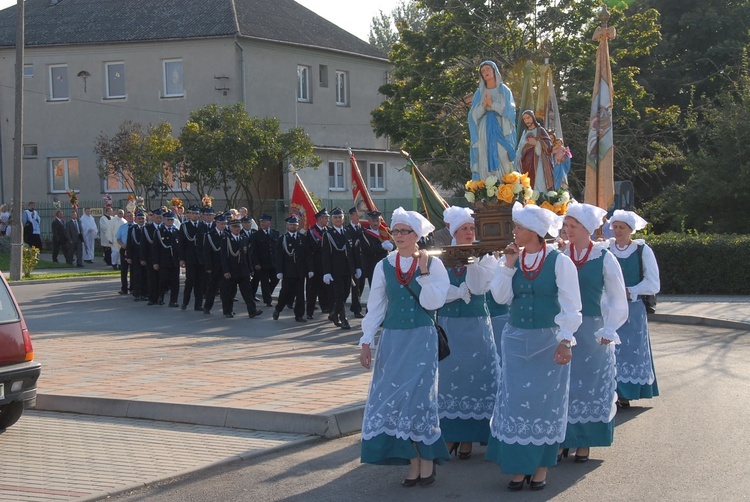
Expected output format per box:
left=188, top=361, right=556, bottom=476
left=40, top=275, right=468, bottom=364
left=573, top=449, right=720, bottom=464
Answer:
left=391, top=229, right=415, bottom=236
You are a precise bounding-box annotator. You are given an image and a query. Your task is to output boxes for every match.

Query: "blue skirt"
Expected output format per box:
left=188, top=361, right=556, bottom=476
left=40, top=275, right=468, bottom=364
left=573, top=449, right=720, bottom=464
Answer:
left=362, top=433, right=450, bottom=466
left=560, top=420, right=615, bottom=448
left=486, top=436, right=560, bottom=473
left=437, top=316, right=499, bottom=442
left=616, top=301, right=659, bottom=400
left=490, top=313, right=510, bottom=365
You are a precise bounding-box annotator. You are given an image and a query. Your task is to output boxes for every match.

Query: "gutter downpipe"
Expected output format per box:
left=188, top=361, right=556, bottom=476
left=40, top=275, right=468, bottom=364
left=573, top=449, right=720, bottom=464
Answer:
left=235, top=37, right=246, bottom=109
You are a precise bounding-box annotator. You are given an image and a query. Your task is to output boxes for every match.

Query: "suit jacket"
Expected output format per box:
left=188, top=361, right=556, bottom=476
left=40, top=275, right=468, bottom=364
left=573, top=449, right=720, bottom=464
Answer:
left=251, top=228, right=279, bottom=269
left=203, top=228, right=225, bottom=273
left=140, top=223, right=159, bottom=264
left=65, top=219, right=83, bottom=245
left=274, top=232, right=308, bottom=278
left=152, top=225, right=180, bottom=268
left=221, top=233, right=252, bottom=278
left=178, top=220, right=202, bottom=265
left=52, top=218, right=68, bottom=245
left=359, top=228, right=389, bottom=271
left=306, top=225, right=328, bottom=275
left=126, top=224, right=145, bottom=262
left=322, top=227, right=358, bottom=277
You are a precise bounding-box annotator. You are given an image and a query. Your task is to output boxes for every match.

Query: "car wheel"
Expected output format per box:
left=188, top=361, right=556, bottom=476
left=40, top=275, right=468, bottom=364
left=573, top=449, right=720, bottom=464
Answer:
left=0, top=401, right=24, bottom=430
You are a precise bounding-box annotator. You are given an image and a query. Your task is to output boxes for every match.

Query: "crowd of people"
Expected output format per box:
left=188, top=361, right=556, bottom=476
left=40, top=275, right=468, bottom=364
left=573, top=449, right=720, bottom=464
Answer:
left=105, top=204, right=392, bottom=324
left=358, top=203, right=660, bottom=491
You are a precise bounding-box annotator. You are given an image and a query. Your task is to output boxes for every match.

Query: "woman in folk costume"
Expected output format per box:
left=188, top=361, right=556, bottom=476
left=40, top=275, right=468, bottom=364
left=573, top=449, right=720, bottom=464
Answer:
left=558, top=203, right=629, bottom=463
left=359, top=208, right=450, bottom=487
left=608, top=210, right=660, bottom=407
left=488, top=202, right=582, bottom=491
left=437, top=206, right=499, bottom=460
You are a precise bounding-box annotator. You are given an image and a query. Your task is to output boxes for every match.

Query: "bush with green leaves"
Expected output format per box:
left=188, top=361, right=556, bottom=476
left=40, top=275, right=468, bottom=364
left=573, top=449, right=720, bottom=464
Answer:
left=643, top=233, right=750, bottom=295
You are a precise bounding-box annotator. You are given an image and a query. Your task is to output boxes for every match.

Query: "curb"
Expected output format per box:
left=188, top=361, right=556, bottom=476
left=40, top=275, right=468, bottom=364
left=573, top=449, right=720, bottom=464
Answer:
left=35, top=394, right=365, bottom=438
left=79, top=434, right=322, bottom=502
left=649, top=314, right=750, bottom=332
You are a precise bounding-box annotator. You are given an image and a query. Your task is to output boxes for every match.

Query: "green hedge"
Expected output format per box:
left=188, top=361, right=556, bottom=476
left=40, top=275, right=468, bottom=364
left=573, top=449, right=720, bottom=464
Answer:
left=643, top=233, right=750, bottom=295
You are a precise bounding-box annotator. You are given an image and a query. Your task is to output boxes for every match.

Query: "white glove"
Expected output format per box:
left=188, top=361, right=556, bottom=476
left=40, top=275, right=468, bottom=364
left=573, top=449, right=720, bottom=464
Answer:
left=381, top=241, right=394, bottom=251
left=323, top=273, right=333, bottom=285
left=355, top=268, right=362, bottom=279
left=308, top=271, right=314, bottom=278
left=276, top=273, right=283, bottom=280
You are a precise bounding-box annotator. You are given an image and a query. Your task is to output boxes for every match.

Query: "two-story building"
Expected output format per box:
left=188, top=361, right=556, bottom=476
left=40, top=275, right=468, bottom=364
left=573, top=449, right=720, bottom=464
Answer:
left=0, top=0, right=411, bottom=213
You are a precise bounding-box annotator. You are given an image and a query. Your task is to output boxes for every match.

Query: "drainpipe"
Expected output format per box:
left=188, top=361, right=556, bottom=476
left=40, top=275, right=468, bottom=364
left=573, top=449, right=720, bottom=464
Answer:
left=234, top=38, right=246, bottom=109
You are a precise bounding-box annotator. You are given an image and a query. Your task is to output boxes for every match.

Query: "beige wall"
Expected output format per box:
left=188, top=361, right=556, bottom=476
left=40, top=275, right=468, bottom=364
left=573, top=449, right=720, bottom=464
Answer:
left=0, top=36, right=409, bottom=208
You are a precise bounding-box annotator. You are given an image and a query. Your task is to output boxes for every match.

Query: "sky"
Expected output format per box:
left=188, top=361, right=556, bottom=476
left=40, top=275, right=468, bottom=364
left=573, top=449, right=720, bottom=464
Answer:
left=0, top=0, right=403, bottom=42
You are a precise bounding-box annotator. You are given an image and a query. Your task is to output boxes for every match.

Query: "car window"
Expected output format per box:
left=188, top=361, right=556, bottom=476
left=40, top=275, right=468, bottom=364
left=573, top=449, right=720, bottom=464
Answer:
left=0, top=281, right=21, bottom=323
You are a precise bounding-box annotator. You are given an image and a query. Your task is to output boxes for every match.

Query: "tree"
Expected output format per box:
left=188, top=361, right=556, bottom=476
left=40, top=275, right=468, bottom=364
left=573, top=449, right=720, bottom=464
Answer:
left=95, top=121, right=181, bottom=208
left=368, top=0, right=428, bottom=53
left=179, top=104, right=321, bottom=212
left=371, top=0, right=665, bottom=198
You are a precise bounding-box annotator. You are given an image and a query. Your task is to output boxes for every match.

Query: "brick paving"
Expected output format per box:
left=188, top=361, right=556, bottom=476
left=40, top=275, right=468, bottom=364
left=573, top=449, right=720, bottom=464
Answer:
left=0, top=410, right=312, bottom=502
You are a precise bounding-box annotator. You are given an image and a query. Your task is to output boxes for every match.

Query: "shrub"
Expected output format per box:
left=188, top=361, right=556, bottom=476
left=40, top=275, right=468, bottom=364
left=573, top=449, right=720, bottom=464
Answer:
left=22, top=245, right=40, bottom=278
left=643, top=233, right=750, bottom=295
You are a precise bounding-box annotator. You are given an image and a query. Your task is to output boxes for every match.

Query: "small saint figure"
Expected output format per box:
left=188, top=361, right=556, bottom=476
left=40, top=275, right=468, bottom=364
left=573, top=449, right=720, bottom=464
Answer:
left=551, top=135, right=571, bottom=190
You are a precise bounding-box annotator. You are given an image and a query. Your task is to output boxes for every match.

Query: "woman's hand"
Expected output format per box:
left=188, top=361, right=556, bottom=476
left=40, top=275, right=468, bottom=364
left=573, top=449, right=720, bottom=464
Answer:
left=417, top=249, right=429, bottom=274
left=554, top=343, right=572, bottom=365
left=504, top=242, right=519, bottom=268
left=360, top=344, right=372, bottom=369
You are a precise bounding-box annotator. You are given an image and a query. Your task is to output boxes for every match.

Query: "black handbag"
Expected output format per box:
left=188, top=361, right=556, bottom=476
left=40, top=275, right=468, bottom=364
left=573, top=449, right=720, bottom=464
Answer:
left=405, top=283, right=450, bottom=361
left=635, top=244, right=657, bottom=314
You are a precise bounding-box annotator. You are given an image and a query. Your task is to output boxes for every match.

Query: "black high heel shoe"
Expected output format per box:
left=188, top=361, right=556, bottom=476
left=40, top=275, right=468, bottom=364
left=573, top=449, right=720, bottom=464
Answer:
left=557, top=448, right=569, bottom=462
left=575, top=447, right=590, bottom=463
left=419, top=463, right=436, bottom=486
left=507, top=475, right=530, bottom=491
left=458, top=442, right=473, bottom=460
left=529, top=476, right=547, bottom=491
left=448, top=442, right=459, bottom=457
left=401, top=476, right=420, bottom=487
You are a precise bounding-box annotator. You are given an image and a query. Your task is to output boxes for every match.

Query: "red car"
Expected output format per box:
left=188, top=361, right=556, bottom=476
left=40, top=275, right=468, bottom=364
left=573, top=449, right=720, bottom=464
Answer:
left=0, top=274, right=41, bottom=430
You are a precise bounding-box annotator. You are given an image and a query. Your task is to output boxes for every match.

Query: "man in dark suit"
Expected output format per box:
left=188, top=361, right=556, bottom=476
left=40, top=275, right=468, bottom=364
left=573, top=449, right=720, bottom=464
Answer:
left=202, top=214, right=227, bottom=315
left=178, top=205, right=204, bottom=311
left=359, top=211, right=393, bottom=289
left=305, top=209, right=331, bottom=319
left=220, top=218, right=262, bottom=319
left=141, top=209, right=163, bottom=305
left=322, top=207, right=361, bottom=330
left=250, top=214, right=279, bottom=307
left=51, top=210, right=69, bottom=263
left=65, top=211, right=84, bottom=267
left=126, top=210, right=147, bottom=301
left=152, top=211, right=181, bottom=307
left=272, top=216, right=308, bottom=322
left=344, top=207, right=365, bottom=318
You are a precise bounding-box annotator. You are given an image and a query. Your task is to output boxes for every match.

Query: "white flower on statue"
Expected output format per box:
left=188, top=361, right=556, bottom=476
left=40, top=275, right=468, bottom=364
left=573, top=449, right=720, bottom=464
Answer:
left=465, top=191, right=475, bottom=203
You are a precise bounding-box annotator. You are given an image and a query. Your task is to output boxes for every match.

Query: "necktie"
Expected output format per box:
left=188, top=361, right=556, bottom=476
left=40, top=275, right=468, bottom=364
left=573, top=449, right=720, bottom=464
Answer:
left=74, top=220, right=79, bottom=232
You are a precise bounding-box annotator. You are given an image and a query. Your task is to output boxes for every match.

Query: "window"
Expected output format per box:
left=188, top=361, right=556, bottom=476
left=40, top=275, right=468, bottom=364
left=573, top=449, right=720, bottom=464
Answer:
left=103, top=170, right=132, bottom=193
left=163, top=59, right=184, bottom=97
left=50, top=158, right=79, bottom=192
left=328, top=161, right=345, bottom=190
left=335, top=70, right=348, bottom=106
left=319, top=65, right=328, bottom=87
left=163, top=163, right=189, bottom=192
left=369, top=162, right=385, bottom=190
left=106, top=62, right=126, bottom=98
left=297, top=65, right=310, bottom=102
left=49, top=64, right=69, bottom=100
left=23, top=144, right=38, bottom=158
left=24, top=65, right=33, bottom=78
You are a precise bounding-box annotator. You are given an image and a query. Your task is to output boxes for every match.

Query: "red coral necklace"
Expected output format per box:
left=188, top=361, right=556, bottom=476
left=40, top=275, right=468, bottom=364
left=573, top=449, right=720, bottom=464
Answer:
left=396, top=253, right=418, bottom=286
left=570, top=241, right=593, bottom=270
left=521, top=245, right=547, bottom=281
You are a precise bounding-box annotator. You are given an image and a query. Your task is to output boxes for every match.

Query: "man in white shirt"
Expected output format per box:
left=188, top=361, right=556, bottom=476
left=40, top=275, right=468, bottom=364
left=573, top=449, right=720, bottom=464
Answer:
left=80, top=207, right=98, bottom=264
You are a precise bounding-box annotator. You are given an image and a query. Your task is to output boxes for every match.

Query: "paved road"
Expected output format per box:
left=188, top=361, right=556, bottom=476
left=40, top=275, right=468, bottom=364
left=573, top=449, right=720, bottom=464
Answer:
left=105, top=323, right=750, bottom=502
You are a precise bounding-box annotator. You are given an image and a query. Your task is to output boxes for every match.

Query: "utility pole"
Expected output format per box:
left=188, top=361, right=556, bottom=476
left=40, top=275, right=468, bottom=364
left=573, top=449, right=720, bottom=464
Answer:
left=10, top=0, right=24, bottom=280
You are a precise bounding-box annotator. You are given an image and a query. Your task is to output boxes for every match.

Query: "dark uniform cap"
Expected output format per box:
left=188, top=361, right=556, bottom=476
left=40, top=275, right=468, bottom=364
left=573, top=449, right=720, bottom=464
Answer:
left=367, top=211, right=382, bottom=219
left=315, top=209, right=329, bottom=218
left=163, top=211, right=176, bottom=219
left=223, top=211, right=233, bottom=220
left=240, top=216, right=251, bottom=223
left=187, top=205, right=201, bottom=213
left=135, top=210, right=146, bottom=217
left=259, top=214, right=272, bottom=221
left=330, top=207, right=344, bottom=216
left=214, top=214, right=227, bottom=223
left=152, top=208, right=164, bottom=216
left=348, top=207, right=358, bottom=215
left=285, top=215, right=300, bottom=224
left=201, top=207, right=215, bottom=215
left=229, top=219, right=242, bottom=226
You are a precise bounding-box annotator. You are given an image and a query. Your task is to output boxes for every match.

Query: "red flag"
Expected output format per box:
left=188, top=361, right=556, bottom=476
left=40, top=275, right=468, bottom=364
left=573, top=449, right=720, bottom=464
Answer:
left=350, top=150, right=391, bottom=239
left=289, top=172, right=318, bottom=232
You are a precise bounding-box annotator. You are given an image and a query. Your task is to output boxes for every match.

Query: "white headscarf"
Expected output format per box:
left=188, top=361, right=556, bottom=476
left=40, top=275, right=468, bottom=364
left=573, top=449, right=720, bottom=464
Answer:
left=512, top=201, right=561, bottom=238
left=565, top=202, right=607, bottom=235
left=442, top=206, right=475, bottom=237
left=390, top=207, right=435, bottom=239
left=609, top=209, right=648, bottom=234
